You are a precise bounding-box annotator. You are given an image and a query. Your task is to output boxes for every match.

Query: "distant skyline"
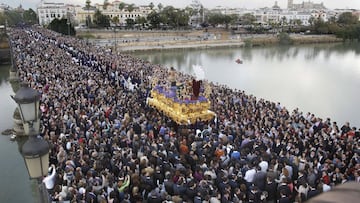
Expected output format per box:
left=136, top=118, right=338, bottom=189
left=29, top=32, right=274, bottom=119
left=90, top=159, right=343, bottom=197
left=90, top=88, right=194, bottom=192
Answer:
left=4, top=0, right=360, bottom=10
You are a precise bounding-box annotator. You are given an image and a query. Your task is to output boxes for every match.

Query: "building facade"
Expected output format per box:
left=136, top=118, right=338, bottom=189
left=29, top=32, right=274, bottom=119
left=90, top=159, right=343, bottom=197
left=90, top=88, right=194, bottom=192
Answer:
left=288, top=0, right=326, bottom=10
left=37, top=0, right=68, bottom=26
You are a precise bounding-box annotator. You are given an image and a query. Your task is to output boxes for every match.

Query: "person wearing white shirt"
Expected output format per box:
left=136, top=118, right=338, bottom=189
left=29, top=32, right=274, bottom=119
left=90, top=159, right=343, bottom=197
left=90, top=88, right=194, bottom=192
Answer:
left=259, top=159, right=269, bottom=173
left=244, top=166, right=256, bottom=184
left=43, top=164, right=56, bottom=191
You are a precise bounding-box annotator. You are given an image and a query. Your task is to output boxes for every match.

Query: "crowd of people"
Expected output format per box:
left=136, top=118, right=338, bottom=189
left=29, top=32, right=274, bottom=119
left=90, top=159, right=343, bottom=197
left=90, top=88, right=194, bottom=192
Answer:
left=9, top=26, right=360, bottom=203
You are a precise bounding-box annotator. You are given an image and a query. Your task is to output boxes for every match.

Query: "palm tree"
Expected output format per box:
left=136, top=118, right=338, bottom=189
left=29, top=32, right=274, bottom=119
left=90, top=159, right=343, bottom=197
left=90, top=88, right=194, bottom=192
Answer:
left=281, top=16, right=287, bottom=32
left=149, top=2, right=154, bottom=10
left=158, top=3, right=163, bottom=11
left=85, top=0, right=91, bottom=27
left=127, top=4, right=135, bottom=13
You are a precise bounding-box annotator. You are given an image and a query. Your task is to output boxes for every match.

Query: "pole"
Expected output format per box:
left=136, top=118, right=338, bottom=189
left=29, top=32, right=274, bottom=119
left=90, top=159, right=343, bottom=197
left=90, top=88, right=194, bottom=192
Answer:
left=114, top=27, right=117, bottom=52
left=67, top=22, right=70, bottom=36
left=38, top=178, right=50, bottom=203
left=87, top=9, right=90, bottom=44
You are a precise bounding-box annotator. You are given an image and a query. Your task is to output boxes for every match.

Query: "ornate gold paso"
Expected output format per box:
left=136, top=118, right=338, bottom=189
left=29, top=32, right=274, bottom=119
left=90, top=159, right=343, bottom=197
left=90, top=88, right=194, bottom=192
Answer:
left=147, top=85, right=215, bottom=125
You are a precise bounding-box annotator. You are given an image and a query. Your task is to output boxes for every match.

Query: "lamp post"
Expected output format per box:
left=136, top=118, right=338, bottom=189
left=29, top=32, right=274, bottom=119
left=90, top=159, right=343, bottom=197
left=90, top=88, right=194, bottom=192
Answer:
left=11, top=83, right=50, bottom=203
left=67, top=12, right=71, bottom=36
left=114, top=26, right=117, bottom=52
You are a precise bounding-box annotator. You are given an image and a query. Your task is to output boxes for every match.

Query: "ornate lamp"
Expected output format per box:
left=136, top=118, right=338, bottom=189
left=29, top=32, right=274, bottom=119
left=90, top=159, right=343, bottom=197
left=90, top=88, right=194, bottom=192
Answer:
left=21, top=129, right=50, bottom=179
left=11, top=83, right=41, bottom=135
left=11, top=83, right=49, bottom=179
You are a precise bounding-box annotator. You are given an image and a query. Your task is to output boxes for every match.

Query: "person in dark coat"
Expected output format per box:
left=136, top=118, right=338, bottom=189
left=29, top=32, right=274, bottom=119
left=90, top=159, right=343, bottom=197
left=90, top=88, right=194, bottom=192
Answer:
left=278, top=189, right=291, bottom=203
left=248, top=186, right=261, bottom=203
left=307, top=184, right=321, bottom=200
left=253, top=166, right=267, bottom=191
left=265, top=177, right=277, bottom=203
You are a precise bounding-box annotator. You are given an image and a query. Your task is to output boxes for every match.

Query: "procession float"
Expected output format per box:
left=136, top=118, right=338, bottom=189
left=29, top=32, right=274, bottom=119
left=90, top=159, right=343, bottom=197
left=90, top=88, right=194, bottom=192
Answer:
left=147, top=65, right=215, bottom=125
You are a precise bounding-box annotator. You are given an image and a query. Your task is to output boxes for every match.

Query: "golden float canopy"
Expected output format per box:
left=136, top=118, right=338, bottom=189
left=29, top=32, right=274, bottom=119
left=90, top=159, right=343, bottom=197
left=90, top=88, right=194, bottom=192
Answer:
left=147, top=87, right=215, bottom=125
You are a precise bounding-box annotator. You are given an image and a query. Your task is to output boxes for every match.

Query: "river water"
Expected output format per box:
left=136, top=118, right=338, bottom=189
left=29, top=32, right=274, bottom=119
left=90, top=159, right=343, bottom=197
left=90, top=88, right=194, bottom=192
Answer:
left=130, top=43, right=360, bottom=128
left=0, top=42, right=359, bottom=202
left=0, top=64, right=39, bottom=203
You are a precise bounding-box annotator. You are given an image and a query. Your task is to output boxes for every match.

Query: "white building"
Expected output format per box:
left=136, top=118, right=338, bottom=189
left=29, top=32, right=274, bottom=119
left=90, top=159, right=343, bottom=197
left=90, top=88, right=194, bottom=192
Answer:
left=90, top=1, right=153, bottom=26
left=0, top=3, right=10, bottom=12
left=37, top=0, right=67, bottom=26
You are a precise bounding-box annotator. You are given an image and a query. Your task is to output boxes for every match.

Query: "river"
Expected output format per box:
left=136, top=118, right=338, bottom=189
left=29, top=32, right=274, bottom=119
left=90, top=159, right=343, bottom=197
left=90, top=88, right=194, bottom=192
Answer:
left=129, top=42, right=360, bottom=128
left=0, top=64, right=39, bottom=203
left=0, top=42, right=359, bottom=202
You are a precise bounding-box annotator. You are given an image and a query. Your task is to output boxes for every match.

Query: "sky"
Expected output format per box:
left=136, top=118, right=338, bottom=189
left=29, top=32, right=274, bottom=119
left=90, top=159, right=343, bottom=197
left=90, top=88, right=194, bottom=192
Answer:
left=4, top=0, right=360, bottom=10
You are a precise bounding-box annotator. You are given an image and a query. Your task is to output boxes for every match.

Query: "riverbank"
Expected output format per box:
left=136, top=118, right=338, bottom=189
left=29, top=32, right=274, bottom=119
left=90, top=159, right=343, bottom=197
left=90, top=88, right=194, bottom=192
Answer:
left=80, top=29, right=343, bottom=52
left=128, top=35, right=341, bottom=52
left=0, top=36, right=10, bottom=64
left=117, top=34, right=342, bottom=52
left=77, top=29, right=342, bottom=52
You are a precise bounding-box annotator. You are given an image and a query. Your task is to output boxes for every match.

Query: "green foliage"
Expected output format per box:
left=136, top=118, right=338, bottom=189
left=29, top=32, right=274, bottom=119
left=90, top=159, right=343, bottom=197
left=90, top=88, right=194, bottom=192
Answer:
left=335, top=24, right=360, bottom=41
left=118, top=2, right=126, bottom=10
left=127, top=4, right=135, bottom=13
left=277, top=32, right=293, bottom=45
left=337, top=12, right=358, bottom=25
left=149, top=2, right=154, bottom=10
left=93, top=9, right=110, bottom=28
left=135, top=16, right=147, bottom=26
left=306, top=12, right=360, bottom=41
left=240, top=13, right=256, bottom=26
left=147, top=11, right=161, bottom=28
left=23, top=9, right=38, bottom=25
left=125, top=18, right=135, bottom=29
left=208, top=13, right=237, bottom=29
left=3, top=10, right=22, bottom=26
left=85, top=0, right=91, bottom=9
left=313, top=19, right=328, bottom=34
left=48, top=18, right=76, bottom=36
left=244, top=39, right=253, bottom=48
left=112, top=16, right=119, bottom=25
left=0, top=12, right=6, bottom=25
left=157, top=3, right=163, bottom=11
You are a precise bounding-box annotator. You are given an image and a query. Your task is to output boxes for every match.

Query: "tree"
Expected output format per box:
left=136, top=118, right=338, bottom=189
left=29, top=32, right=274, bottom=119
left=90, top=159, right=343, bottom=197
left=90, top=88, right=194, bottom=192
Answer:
left=3, top=10, right=22, bottom=26
left=240, top=13, right=256, bottom=26
left=127, top=4, right=135, bottom=13
left=147, top=10, right=161, bottom=28
left=118, top=2, right=126, bottom=11
left=125, top=18, right=135, bottom=29
left=337, top=12, right=358, bottom=25
left=294, top=19, right=302, bottom=27
left=93, top=9, right=110, bottom=28
left=175, top=9, right=190, bottom=27
left=208, top=13, right=224, bottom=27
left=85, top=0, right=92, bottom=27
left=23, top=9, right=38, bottom=25
left=158, top=3, right=163, bottom=11
left=277, top=32, right=293, bottom=45
left=135, top=16, right=147, bottom=27
left=48, top=18, right=76, bottom=35
left=313, top=18, right=328, bottom=34
left=0, top=12, right=5, bottom=25
left=149, top=2, right=154, bottom=10
left=308, top=16, right=315, bottom=26
left=112, top=16, right=119, bottom=26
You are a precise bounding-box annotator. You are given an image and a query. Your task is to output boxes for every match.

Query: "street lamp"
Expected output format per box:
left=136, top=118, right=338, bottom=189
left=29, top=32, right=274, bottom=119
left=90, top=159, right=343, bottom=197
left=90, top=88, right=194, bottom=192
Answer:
left=11, top=83, right=41, bottom=135
left=21, top=129, right=50, bottom=179
left=11, top=83, right=50, bottom=203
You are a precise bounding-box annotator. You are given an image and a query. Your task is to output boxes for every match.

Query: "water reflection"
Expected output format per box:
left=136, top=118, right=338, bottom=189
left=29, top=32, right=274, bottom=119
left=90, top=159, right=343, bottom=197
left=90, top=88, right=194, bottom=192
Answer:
left=0, top=64, right=10, bottom=85
left=131, top=42, right=360, bottom=127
